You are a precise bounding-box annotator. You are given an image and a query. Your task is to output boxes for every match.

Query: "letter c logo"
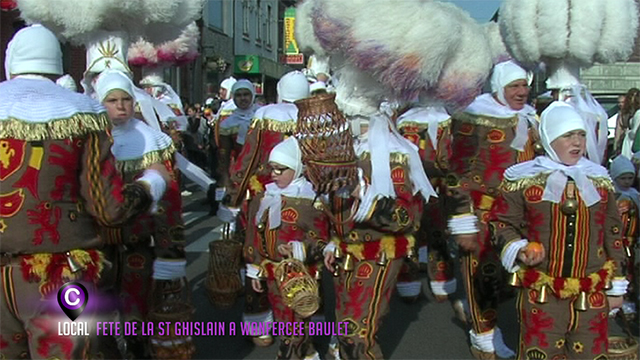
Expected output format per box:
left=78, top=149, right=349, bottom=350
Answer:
left=65, top=288, right=80, bottom=306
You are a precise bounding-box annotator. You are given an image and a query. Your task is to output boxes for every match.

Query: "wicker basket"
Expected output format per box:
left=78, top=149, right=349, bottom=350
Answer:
left=147, top=278, right=195, bottom=360
left=205, top=237, right=243, bottom=309
left=275, top=259, right=319, bottom=318
left=294, top=93, right=357, bottom=195
left=609, top=309, right=639, bottom=360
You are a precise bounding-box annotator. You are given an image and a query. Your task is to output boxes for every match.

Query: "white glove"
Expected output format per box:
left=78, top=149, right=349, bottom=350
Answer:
left=152, top=259, right=186, bottom=280
left=217, top=205, right=240, bottom=223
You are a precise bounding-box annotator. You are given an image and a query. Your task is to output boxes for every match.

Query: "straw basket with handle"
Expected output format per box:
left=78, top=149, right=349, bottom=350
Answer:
left=205, top=224, right=244, bottom=309
left=274, top=258, right=320, bottom=318
left=609, top=308, right=639, bottom=360
left=147, top=278, right=195, bottom=360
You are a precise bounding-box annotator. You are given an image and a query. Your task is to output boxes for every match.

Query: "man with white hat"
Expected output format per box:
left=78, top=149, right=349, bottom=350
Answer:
left=0, top=24, right=169, bottom=360
left=448, top=60, right=538, bottom=359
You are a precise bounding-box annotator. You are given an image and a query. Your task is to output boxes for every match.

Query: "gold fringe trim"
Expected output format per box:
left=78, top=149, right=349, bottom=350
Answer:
left=453, top=112, right=518, bottom=129
left=250, top=117, right=297, bottom=133
left=248, top=175, right=265, bottom=194
left=500, top=174, right=614, bottom=193
left=397, top=118, right=451, bottom=131
left=359, top=152, right=408, bottom=165
left=0, top=112, right=111, bottom=141
left=117, top=143, right=176, bottom=174
left=518, top=260, right=615, bottom=298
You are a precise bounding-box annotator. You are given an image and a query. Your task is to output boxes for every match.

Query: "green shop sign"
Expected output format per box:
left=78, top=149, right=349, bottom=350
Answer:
left=234, top=55, right=260, bottom=74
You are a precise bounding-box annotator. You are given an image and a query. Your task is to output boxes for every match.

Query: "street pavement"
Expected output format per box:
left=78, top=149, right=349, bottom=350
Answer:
left=180, top=183, right=637, bottom=360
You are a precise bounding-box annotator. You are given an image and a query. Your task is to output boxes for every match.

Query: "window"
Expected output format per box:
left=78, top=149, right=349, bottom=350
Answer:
left=256, top=0, right=262, bottom=43
left=242, top=0, right=250, bottom=37
left=266, top=5, right=272, bottom=47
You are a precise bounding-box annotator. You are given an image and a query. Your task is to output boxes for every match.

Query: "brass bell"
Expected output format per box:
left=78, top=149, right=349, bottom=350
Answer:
left=332, top=265, right=340, bottom=277
left=533, top=142, right=545, bottom=155
left=343, top=253, right=355, bottom=272
left=256, top=266, right=267, bottom=279
left=257, top=223, right=266, bottom=232
left=315, top=268, right=322, bottom=280
left=376, top=251, right=388, bottom=267
left=575, top=291, right=588, bottom=311
left=535, top=285, right=549, bottom=304
left=561, top=199, right=579, bottom=215
left=65, top=251, right=83, bottom=273
left=407, top=247, right=417, bottom=260
left=603, top=279, right=613, bottom=291
left=334, top=247, right=343, bottom=259
left=508, top=272, right=521, bottom=287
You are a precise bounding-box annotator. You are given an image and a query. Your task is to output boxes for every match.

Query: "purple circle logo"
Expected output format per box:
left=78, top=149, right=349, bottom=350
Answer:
left=57, top=282, right=88, bottom=321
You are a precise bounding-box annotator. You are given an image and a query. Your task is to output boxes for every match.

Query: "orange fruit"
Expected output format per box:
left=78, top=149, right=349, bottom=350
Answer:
left=526, top=242, right=544, bottom=257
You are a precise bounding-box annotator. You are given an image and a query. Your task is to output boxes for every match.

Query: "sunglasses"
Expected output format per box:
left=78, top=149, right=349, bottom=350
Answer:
left=271, top=166, right=289, bottom=176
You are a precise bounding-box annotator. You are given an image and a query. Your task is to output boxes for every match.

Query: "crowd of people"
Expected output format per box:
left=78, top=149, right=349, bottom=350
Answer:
left=2, top=1, right=640, bottom=360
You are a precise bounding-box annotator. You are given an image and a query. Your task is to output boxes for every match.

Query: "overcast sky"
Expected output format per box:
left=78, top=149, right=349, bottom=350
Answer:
left=442, top=0, right=503, bottom=22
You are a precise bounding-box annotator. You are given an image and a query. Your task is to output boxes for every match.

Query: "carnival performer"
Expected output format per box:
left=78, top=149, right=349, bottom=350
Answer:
left=223, top=71, right=310, bottom=210
left=215, top=79, right=259, bottom=197
left=95, top=70, right=187, bottom=358
left=447, top=60, right=538, bottom=359
left=246, top=137, right=329, bottom=360
left=609, top=155, right=639, bottom=318
left=395, top=105, right=456, bottom=303
left=323, top=110, right=437, bottom=360
left=218, top=71, right=310, bottom=347
left=493, top=101, right=628, bottom=359
left=0, top=25, right=168, bottom=360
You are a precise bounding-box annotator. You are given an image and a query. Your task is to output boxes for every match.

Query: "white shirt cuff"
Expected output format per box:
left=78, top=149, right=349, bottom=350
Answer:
left=606, top=278, right=630, bottom=296
left=430, top=279, right=457, bottom=296
left=501, top=239, right=529, bottom=273
left=290, top=241, right=306, bottom=261
left=246, top=264, right=261, bottom=279
left=152, top=259, right=186, bottom=280
left=448, top=214, right=479, bottom=235
left=323, top=242, right=337, bottom=256
left=137, top=169, right=167, bottom=214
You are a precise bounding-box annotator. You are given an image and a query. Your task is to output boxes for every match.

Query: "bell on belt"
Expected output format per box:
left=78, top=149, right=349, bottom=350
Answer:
left=575, top=291, right=588, bottom=311
left=257, top=222, right=266, bottom=232
left=561, top=199, right=578, bottom=215
left=535, top=285, right=549, bottom=304
left=332, top=265, right=340, bottom=277
left=334, top=247, right=343, bottom=260
left=407, top=247, right=417, bottom=260
left=65, top=251, right=82, bottom=273
left=376, top=251, right=388, bottom=267
left=256, top=266, right=267, bottom=280
left=508, top=272, right=521, bottom=287
left=603, top=278, right=613, bottom=291
left=343, top=253, right=354, bottom=272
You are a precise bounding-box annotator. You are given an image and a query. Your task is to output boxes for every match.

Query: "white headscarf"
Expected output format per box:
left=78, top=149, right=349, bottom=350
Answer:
left=277, top=71, right=310, bottom=103
left=485, top=60, right=535, bottom=151
left=504, top=101, right=608, bottom=207
left=220, top=79, right=258, bottom=145
left=220, top=77, right=237, bottom=100
left=256, top=137, right=316, bottom=229
left=4, top=24, right=63, bottom=79
left=95, top=70, right=135, bottom=102
left=490, top=60, right=528, bottom=107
